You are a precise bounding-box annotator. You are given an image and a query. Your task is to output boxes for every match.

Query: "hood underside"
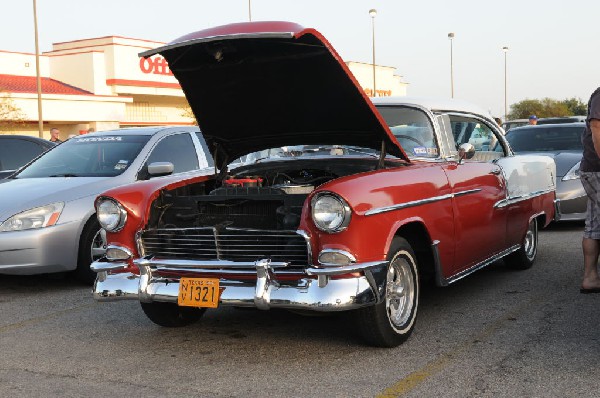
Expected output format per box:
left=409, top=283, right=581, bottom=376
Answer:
left=141, top=21, right=407, bottom=164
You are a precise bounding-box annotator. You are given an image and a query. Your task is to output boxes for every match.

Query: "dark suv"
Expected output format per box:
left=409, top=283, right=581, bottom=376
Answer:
left=537, top=116, right=586, bottom=125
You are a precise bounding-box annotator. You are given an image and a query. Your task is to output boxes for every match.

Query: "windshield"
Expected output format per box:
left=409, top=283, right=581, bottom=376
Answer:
left=504, top=126, right=584, bottom=152
left=235, top=106, right=436, bottom=164
left=15, top=135, right=150, bottom=178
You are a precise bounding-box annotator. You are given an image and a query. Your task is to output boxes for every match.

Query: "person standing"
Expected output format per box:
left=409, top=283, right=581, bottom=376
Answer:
left=49, top=128, right=63, bottom=143
left=528, top=115, right=538, bottom=125
left=579, top=87, right=600, bottom=293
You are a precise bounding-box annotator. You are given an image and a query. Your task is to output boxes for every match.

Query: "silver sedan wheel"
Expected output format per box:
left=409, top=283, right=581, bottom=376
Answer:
left=90, top=228, right=107, bottom=261
left=386, top=254, right=416, bottom=330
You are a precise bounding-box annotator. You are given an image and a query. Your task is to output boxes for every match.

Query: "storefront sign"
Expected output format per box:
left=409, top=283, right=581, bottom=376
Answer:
left=139, top=56, right=173, bottom=76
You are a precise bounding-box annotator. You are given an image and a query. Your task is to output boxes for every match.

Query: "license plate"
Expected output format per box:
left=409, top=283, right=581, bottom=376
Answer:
left=178, top=277, right=220, bottom=308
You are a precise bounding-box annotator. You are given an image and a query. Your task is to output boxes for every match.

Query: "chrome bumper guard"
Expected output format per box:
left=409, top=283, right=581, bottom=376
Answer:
left=92, top=257, right=388, bottom=311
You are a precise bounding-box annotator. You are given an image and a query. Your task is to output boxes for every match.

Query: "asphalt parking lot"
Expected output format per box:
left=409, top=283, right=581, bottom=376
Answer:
left=1, top=221, right=599, bottom=398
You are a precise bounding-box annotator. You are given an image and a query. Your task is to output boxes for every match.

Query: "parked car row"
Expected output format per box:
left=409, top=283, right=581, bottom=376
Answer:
left=503, top=115, right=586, bottom=131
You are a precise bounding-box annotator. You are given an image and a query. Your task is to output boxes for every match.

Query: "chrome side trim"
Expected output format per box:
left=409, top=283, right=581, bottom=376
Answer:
left=454, top=188, right=482, bottom=197
left=441, top=245, right=520, bottom=286
left=365, top=189, right=481, bottom=216
left=494, top=188, right=554, bottom=209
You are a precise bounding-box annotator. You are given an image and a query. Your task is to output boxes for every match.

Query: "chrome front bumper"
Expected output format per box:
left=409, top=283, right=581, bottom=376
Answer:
left=92, top=257, right=388, bottom=311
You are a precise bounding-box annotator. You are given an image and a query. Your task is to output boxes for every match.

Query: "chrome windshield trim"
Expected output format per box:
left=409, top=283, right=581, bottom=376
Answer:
left=494, top=188, right=554, bottom=209
left=365, top=189, right=481, bottom=216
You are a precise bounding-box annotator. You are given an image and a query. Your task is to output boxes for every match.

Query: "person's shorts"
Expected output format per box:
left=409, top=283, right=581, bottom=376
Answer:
left=581, top=171, right=600, bottom=239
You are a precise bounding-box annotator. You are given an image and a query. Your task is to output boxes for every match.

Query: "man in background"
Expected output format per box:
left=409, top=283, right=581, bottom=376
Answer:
left=49, top=128, right=62, bottom=143
left=528, top=115, right=538, bottom=125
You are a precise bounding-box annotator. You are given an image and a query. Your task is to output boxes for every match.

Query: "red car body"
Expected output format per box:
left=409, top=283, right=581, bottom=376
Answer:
left=91, top=22, right=556, bottom=347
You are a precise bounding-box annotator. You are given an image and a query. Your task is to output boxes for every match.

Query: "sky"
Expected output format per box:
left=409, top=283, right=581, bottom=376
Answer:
left=1, top=0, right=598, bottom=119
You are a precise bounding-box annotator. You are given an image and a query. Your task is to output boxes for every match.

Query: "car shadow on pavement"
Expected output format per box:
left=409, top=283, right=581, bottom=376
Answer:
left=0, top=273, right=82, bottom=293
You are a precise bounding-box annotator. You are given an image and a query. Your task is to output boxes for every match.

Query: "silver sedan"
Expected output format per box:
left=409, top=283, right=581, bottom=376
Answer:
left=503, top=123, right=585, bottom=221
left=0, top=126, right=212, bottom=283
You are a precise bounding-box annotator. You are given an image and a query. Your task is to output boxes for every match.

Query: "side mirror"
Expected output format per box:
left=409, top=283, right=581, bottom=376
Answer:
left=147, top=161, right=174, bottom=177
left=458, top=143, right=475, bottom=164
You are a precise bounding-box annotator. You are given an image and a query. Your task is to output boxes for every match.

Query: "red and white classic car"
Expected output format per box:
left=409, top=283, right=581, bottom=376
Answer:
left=91, top=22, right=556, bottom=347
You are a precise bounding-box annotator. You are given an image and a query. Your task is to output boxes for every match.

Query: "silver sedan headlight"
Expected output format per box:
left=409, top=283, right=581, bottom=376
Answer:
left=0, top=202, right=64, bottom=232
left=97, top=198, right=127, bottom=232
left=562, top=161, right=581, bottom=181
left=311, top=192, right=351, bottom=233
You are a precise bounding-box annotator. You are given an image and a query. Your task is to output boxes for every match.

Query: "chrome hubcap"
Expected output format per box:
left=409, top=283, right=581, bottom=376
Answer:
left=524, top=220, right=537, bottom=260
left=90, top=229, right=107, bottom=260
left=386, top=256, right=415, bottom=328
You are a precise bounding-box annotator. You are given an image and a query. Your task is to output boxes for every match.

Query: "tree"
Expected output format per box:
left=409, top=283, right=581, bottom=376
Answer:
left=562, top=97, right=587, bottom=115
left=180, top=103, right=198, bottom=126
left=0, top=90, right=25, bottom=131
left=508, top=97, right=587, bottom=120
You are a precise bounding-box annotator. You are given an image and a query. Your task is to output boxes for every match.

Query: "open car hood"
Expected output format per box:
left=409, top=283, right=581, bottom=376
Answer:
left=141, top=21, right=408, bottom=164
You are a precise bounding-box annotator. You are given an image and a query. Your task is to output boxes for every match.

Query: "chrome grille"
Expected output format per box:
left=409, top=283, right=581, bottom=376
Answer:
left=141, top=227, right=310, bottom=265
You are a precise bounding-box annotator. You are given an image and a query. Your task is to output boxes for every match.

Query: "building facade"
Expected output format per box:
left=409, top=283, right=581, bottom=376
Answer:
left=0, top=36, right=408, bottom=140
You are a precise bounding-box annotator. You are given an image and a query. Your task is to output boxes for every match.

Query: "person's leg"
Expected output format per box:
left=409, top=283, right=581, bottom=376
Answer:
left=581, top=237, right=600, bottom=289
left=581, top=172, right=600, bottom=290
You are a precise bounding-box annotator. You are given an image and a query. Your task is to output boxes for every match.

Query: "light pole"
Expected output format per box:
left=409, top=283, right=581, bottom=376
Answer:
left=248, top=0, right=252, bottom=22
left=448, top=33, right=455, bottom=98
left=369, top=8, right=377, bottom=97
left=33, top=0, right=43, bottom=138
left=502, top=46, right=509, bottom=121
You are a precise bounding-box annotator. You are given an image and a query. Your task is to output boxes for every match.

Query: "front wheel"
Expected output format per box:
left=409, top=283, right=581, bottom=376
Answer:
left=353, top=237, right=420, bottom=347
left=73, top=219, right=106, bottom=285
left=141, top=302, right=206, bottom=327
left=505, top=218, right=538, bottom=270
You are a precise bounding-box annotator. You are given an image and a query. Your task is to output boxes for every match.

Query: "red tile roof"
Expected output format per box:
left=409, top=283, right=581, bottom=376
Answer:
left=0, top=74, right=92, bottom=95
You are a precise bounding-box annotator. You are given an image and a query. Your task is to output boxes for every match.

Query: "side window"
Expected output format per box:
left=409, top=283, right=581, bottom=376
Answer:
left=144, top=133, right=199, bottom=174
left=449, top=116, right=506, bottom=160
left=0, top=138, right=45, bottom=170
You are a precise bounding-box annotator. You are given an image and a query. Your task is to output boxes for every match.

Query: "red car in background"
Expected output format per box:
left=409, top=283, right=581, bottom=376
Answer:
left=90, top=22, right=556, bottom=347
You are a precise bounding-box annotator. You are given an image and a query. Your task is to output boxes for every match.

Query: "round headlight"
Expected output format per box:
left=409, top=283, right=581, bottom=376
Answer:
left=97, top=198, right=126, bottom=232
left=311, top=193, right=351, bottom=233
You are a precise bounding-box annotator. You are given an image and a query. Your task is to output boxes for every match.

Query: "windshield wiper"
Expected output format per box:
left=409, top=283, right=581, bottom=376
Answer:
left=48, top=173, right=79, bottom=177
left=343, top=146, right=380, bottom=158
